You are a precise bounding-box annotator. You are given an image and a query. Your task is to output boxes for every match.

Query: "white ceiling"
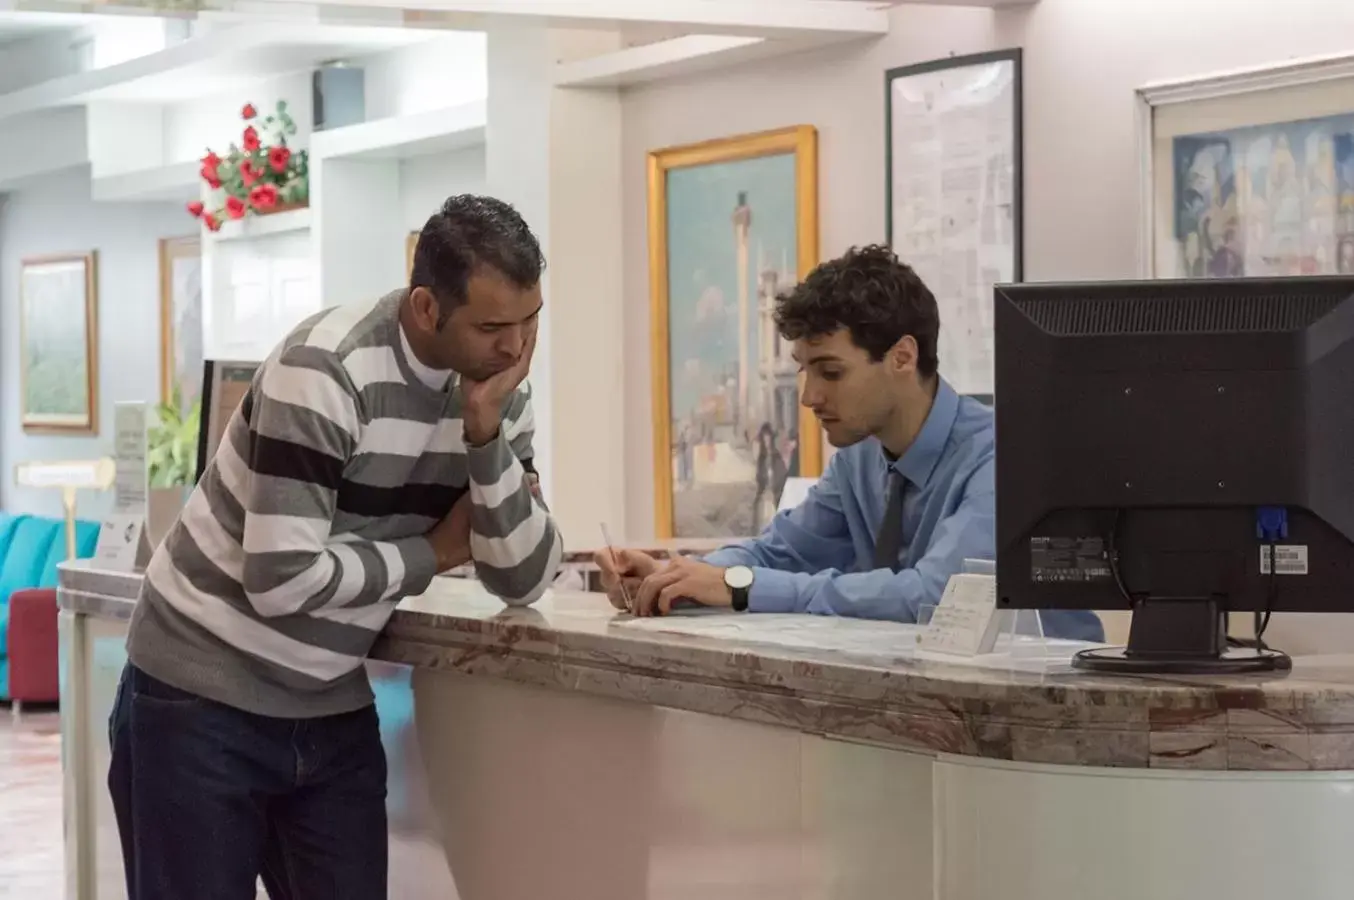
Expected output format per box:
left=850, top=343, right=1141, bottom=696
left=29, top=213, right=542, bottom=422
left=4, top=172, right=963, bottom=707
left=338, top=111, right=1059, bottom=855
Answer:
left=0, top=1, right=901, bottom=49
left=85, top=30, right=437, bottom=102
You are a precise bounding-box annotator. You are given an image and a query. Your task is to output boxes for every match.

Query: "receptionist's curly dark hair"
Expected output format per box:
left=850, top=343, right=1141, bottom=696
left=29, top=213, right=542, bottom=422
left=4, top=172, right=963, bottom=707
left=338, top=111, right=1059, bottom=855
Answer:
left=774, top=244, right=939, bottom=376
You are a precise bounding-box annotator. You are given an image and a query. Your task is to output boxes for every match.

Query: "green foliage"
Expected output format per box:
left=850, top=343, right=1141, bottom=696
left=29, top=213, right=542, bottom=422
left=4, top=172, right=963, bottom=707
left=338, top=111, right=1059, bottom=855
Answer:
left=148, top=391, right=201, bottom=488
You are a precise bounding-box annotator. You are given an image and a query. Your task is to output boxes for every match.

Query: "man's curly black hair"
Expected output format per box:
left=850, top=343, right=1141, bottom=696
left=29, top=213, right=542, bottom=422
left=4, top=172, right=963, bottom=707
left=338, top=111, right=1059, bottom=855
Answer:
left=773, top=244, right=939, bottom=377
left=410, top=194, right=545, bottom=319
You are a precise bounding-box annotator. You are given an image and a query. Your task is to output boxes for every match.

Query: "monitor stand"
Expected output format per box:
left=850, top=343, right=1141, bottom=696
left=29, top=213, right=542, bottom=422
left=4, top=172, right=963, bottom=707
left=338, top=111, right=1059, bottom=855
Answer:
left=1072, top=596, right=1292, bottom=675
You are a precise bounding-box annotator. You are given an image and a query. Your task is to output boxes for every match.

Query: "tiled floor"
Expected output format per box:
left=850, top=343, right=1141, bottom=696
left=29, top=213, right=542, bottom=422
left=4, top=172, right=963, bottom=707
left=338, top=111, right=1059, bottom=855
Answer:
left=0, top=706, right=64, bottom=899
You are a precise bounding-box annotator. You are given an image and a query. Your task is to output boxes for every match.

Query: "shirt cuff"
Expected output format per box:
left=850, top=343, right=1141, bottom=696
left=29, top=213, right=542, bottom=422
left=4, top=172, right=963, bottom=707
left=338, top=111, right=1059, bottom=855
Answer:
left=465, top=429, right=515, bottom=485
left=747, top=567, right=801, bottom=614
left=392, top=535, right=439, bottom=597
left=701, top=548, right=742, bottom=568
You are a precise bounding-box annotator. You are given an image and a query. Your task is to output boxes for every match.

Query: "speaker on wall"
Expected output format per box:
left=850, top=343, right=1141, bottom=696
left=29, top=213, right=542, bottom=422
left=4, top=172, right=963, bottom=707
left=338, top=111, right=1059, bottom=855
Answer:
left=312, top=63, right=366, bottom=131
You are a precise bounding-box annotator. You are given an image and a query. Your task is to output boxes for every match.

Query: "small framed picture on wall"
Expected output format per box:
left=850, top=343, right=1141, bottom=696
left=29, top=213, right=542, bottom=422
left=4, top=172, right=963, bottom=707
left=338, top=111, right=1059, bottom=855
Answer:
left=19, top=252, right=99, bottom=434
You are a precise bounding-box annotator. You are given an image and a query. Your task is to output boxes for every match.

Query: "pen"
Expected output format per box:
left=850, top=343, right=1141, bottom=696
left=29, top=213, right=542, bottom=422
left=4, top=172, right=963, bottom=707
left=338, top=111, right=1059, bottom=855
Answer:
left=599, top=523, right=634, bottom=612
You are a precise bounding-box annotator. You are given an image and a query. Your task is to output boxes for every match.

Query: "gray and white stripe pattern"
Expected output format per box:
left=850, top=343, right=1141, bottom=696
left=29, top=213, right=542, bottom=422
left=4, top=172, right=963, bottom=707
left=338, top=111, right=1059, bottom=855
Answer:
left=126, top=290, right=563, bottom=718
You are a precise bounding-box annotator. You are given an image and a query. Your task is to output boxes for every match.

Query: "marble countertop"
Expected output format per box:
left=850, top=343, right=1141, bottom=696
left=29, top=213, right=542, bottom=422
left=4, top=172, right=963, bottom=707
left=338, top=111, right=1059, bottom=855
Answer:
left=57, top=561, right=1354, bottom=772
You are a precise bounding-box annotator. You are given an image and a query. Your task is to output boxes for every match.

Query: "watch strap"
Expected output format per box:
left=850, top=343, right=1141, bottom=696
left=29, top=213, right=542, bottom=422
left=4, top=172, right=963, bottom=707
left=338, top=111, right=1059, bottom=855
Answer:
left=730, top=585, right=749, bottom=612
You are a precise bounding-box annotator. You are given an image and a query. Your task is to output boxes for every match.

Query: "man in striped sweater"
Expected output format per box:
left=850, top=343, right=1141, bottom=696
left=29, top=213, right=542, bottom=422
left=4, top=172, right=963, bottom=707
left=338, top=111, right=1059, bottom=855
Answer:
left=108, top=195, right=563, bottom=900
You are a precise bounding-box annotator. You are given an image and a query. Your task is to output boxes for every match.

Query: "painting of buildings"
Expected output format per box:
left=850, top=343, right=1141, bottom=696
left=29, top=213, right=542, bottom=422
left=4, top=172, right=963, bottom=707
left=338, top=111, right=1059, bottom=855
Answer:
left=1171, top=110, right=1354, bottom=278
left=648, top=126, right=820, bottom=538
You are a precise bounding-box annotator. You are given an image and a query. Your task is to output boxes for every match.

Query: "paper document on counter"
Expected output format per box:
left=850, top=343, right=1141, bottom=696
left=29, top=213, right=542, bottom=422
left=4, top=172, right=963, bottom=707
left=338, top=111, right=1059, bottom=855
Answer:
left=614, top=610, right=1091, bottom=674
left=615, top=613, right=919, bottom=661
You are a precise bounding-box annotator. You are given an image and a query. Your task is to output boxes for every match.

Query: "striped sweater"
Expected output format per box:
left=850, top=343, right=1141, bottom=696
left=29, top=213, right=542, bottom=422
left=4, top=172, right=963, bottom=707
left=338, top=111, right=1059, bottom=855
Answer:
left=126, top=290, right=563, bottom=718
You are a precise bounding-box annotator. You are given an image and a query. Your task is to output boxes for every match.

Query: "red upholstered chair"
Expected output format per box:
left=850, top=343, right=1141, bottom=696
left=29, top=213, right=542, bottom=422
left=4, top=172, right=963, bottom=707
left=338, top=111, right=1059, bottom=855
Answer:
left=7, top=588, right=59, bottom=714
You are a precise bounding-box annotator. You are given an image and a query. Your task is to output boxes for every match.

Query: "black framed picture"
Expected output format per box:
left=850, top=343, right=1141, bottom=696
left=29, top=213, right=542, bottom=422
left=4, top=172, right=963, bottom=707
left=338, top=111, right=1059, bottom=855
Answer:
left=885, top=49, right=1024, bottom=399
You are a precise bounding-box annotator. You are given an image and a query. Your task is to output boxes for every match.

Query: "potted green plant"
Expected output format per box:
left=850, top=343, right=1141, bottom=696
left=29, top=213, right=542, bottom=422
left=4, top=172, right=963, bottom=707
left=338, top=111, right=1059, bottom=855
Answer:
left=146, top=391, right=200, bottom=547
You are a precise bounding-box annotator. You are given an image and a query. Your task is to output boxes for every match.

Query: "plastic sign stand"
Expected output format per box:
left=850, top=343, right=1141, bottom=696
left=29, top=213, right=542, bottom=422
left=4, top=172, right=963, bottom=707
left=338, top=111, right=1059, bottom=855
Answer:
left=94, top=402, right=149, bottom=573
left=777, top=477, right=817, bottom=513
left=918, top=573, right=1003, bottom=657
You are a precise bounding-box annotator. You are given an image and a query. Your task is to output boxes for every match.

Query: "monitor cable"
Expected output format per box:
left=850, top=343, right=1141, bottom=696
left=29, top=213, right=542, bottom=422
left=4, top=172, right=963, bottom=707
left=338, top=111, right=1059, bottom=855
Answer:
left=1254, top=543, right=1277, bottom=647
left=1111, top=509, right=1278, bottom=653
left=1106, top=508, right=1135, bottom=608
left=1229, top=543, right=1277, bottom=651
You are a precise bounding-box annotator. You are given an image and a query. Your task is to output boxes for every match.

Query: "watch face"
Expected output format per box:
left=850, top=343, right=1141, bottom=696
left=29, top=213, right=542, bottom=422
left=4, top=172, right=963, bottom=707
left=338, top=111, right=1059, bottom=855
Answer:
left=725, top=565, right=754, bottom=591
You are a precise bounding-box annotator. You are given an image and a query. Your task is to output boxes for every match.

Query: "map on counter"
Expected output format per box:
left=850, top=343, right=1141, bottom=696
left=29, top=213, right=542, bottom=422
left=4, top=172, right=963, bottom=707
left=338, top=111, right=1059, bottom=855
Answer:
left=612, top=610, right=1092, bottom=674
left=613, top=613, right=920, bottom=661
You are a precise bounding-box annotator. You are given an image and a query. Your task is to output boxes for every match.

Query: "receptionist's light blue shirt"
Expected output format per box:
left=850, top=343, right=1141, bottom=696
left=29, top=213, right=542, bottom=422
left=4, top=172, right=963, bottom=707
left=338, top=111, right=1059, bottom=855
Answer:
left=703, top=379, right=1104, bottom=642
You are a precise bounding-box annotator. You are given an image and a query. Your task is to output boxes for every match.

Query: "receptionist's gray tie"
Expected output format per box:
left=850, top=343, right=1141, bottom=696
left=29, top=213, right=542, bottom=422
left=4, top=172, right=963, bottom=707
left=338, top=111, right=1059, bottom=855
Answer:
left=873, top=469, right=907, bottom=571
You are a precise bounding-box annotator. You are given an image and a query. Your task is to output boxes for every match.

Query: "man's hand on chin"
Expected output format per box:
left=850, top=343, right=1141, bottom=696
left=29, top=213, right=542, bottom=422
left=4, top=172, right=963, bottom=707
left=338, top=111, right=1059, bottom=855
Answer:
left=632, top=557, right=732, bottom=617
left=461, top=323, right=537, bottom=446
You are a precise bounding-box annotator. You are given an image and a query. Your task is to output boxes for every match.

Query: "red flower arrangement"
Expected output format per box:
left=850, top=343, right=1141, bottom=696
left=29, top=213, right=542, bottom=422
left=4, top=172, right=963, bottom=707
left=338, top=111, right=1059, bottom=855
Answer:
left=187, top=101, right=309, bottom=231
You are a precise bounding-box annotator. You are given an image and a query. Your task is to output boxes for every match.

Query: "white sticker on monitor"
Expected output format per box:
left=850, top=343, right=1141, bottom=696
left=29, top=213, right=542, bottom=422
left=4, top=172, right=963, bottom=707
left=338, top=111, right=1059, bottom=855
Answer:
left=1260, top=545, right=1309, bottom=575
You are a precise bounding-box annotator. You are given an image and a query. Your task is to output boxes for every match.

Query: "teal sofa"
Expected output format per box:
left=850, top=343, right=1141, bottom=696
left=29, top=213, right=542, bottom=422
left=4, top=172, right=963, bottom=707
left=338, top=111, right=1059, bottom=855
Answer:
left=0, top=513, right=101, bottom=700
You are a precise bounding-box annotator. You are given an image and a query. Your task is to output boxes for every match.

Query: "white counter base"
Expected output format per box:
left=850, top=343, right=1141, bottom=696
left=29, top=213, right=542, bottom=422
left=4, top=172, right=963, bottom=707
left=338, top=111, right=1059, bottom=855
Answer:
left=935, top=756, right=1354, bottom=899
left=414, top=669, right=1354, bottom=900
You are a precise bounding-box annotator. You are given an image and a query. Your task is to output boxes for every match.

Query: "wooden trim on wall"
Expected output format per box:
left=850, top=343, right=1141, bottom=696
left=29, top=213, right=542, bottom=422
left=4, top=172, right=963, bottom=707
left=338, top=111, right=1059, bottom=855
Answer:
left=158, top=234, right=202, bottom=407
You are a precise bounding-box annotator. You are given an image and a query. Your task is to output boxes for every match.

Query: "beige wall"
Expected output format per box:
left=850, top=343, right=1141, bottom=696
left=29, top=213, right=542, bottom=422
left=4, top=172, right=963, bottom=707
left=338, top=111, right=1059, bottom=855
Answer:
left=618, top=0, right=1354, bottom=538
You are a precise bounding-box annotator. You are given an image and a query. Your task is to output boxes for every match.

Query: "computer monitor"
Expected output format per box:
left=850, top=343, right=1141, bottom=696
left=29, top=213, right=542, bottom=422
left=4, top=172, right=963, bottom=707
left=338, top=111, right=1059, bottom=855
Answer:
left=194, top=359, right=261, bottom=484
left=994, top=275, right=1354, bottom=675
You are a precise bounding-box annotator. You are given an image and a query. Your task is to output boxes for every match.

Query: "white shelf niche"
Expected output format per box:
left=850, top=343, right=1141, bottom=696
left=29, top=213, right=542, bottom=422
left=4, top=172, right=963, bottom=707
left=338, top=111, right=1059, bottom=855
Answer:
left=202, top=219, right=320, bottom=362
left=312, top=114, right=487, bottom=310
left=309, top=101, right=486, bottom=162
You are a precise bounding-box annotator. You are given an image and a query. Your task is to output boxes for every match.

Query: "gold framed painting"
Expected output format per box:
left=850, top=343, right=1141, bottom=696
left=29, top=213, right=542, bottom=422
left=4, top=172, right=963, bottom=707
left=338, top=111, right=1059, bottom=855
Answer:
left=406, top=231, right=418, bottom=278
left=158, top=235, right=203, bottom=414
left=647, top=125, right=821, bottom=539
left=20, top=252, right=99, bottom=434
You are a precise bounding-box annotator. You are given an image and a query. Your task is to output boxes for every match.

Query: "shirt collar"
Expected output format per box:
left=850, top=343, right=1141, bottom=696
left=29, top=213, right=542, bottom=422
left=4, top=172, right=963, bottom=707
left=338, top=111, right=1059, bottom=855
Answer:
left=889, top=378, right=959, bottom=489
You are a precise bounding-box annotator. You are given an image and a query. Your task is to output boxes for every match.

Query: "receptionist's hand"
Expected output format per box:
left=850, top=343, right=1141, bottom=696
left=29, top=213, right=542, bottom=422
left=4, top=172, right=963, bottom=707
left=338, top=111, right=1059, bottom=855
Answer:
left=593, top=548, right=660, bottom=611
left=633, top=557, right=731, bottom=617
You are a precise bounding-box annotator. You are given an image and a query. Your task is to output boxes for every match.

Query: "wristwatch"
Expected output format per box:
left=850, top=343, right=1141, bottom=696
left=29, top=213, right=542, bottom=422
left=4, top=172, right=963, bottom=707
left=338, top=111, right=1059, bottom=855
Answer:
left=724, top=565, right=754, bottom=612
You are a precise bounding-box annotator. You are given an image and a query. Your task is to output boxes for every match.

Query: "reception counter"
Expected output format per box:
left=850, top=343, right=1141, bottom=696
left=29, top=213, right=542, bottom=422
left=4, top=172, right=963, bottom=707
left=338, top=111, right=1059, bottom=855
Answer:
left=58, top=561, right=1354, bottom=900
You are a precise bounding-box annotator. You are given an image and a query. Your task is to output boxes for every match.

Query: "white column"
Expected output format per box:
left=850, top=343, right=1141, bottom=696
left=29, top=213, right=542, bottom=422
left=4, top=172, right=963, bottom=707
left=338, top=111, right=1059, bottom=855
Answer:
left=312, top=156, right=406, bottom=310
left=486, top=22, right=626, bottom=544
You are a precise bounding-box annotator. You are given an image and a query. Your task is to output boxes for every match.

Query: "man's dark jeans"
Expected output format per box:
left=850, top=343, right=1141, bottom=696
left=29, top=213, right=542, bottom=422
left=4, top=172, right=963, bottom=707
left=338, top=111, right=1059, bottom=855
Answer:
left=108, top=663, right=389, bottom=900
